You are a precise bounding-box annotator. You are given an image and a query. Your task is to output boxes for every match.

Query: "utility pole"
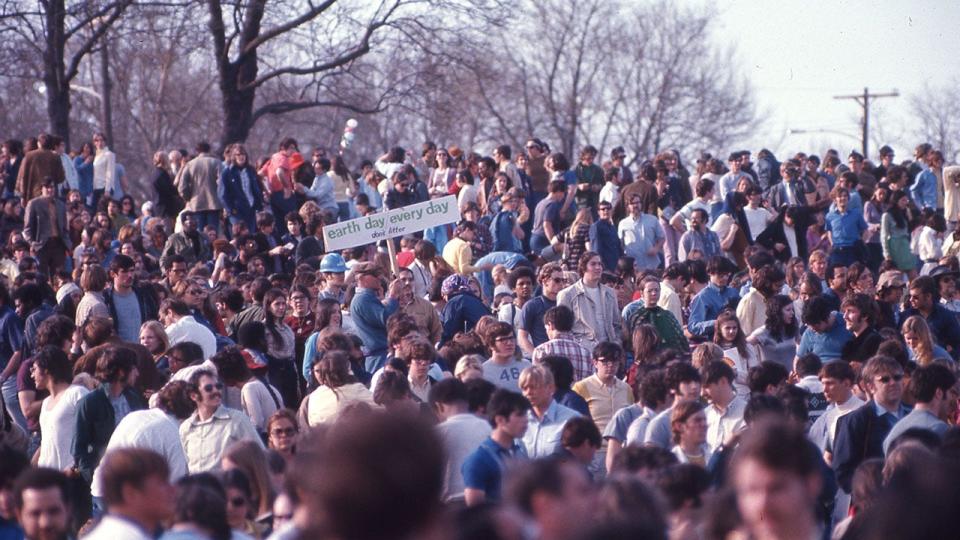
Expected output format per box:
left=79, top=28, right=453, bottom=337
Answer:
left=833, top=87, right=898, bottom=158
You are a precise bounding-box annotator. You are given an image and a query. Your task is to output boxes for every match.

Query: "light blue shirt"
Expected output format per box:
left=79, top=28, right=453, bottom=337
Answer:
left=883, top=408, right=945, bottom=454
left=618, top=213, right=664, bottom=271
left=797, top=312, right=852, bottom=363
left=303, top=173, right=338, bottom=213
left=521, top=400, right=581, bottom=458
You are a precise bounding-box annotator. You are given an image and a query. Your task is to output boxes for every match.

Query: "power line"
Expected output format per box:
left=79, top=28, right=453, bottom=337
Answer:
left=833, top=87, right=899, bottom=158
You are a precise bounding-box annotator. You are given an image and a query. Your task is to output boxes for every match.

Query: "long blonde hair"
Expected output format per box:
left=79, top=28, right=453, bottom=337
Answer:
left=571, top=207, right=594, bottom=231
left=902, top=316, right=936, bottom=366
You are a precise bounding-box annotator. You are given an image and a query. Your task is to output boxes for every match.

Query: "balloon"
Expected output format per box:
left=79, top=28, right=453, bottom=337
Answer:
left=346, top=118, right=358, bottom=128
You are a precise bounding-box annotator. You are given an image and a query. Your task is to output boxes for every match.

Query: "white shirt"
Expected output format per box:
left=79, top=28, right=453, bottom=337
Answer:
left=435, top=413, right=492, bottom=501
left=91, top=408, right=188, bottom=497
left=599, top=182, right=619, bottom=205
left=39, top=385, right=90, bottom=470
left=165, top=315, right=217, bottom=360
left=83, top=515, right=153, bottom=540
left=743, top=206, right=773, bottom=240
left=180, top=405, right=263, bottom=473
left=658, top=281, right=684, bottom=325
left=824, top=394, right=866, bottom=452
left=241, top=378, right=283, bottom=432
left=705, top=395, right=746, bottom=450
left=93, top=149, right=116, bottom=191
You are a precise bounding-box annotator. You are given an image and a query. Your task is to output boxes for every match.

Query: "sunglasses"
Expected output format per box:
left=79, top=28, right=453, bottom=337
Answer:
left=877, top=374, right=904, bottom=384
left=202, top=382, right=224, bottom=393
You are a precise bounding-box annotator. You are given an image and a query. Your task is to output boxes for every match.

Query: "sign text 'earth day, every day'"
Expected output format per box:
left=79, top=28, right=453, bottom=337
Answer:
left=322, top=195, right=461, bottom=251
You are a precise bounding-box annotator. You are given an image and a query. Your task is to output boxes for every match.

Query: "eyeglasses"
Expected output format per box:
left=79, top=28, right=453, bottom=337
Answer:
left=201, top=382, right=224, bottom=393
left=271, top=427, right=297, bottom=437
left=877, top=374, right=904, bottom=384
left=598, top=207, right=611, bottom=212
left=290, top=295, right=307, bottom=302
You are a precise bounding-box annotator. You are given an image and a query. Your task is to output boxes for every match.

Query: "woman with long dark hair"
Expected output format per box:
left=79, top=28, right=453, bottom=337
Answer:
left=746, top=294, right=799, bottom=373
left=263, top=288, right=298, bottom=408
left=881, top=190, right=915, bottom=275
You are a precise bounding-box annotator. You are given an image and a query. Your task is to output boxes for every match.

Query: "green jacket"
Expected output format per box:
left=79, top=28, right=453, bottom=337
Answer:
left=627, top=305, right=689, bottom=354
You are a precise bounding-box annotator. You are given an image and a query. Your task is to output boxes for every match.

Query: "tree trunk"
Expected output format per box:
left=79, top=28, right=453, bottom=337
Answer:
left=44, top=0, right=70, bottom=147
left=219, top=61, right=257, bottom=146
left=100, top=41, right=114, bottom=148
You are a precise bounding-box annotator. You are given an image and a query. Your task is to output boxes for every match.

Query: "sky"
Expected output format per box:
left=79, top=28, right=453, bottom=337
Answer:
left=702, top=0, right=960, bottom=160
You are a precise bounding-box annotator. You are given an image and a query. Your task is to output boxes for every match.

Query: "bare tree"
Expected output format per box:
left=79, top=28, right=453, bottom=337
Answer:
left=206, top=0, right=425, bottom=146
left=911, top=79, right=960, bottom=163
left=408, top=0, right=757, bottom=162
left=0, top=0, right=134, bottom=148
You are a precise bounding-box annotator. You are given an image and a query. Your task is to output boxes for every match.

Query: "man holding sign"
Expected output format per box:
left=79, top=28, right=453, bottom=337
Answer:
left=349, top=262, right=403, bottom=374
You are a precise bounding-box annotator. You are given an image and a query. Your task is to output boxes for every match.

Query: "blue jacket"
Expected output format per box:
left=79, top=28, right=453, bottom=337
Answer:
left=440, top=292, right=490, bottom=346
left=218, top=164, right=263, bottom=219
left=832, top=401, right=910, bottom=492
left=73, top=155, right=94, bottom=197
left=349, top=288, right=398, bottom=355
left=687, top=283, right=740, bottom=338
left=490, top=211, right=521, bottom=253
left=589, top=220, right=622, bottom=271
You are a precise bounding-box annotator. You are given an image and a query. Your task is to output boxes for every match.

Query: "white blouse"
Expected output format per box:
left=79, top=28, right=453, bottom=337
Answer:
left=39, top=385, right=90, bottom=470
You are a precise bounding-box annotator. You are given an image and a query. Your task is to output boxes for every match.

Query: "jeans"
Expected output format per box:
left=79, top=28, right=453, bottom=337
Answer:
left=829, top=242, right=866, bottom=268
left=2, top=376, right=26, bottom=431
left=196, top=209, right=221, bottom=235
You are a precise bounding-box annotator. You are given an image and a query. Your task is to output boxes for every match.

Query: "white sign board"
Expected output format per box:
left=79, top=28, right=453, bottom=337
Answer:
left=323, top=195, right=460, bottom=251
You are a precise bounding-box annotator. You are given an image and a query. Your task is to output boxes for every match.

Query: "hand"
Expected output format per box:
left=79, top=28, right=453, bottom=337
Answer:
left=774, top=242, right=786, bottom=252
left=386, top=279, right=404, bottom=300
left=269, top=246, right=285, bottom=256
left=577, top=183, right=589, bottom=191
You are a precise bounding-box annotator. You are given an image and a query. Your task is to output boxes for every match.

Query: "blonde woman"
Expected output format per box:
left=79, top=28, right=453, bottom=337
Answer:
left=564, top=208, right=593, bottom=271
left=902, top=316, right=950, bottom=366
left=139, top=321, right=170, bottom=363
left=454, top=354, right=485, bottom=382
left=91, top=132, right=116, bottom=210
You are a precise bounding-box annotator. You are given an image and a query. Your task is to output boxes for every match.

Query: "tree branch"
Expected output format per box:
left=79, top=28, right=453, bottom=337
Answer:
left=238, top=0, right=338, bottom=58
left=64, top=0, right=133, bottom=82
left=251, top=98, right=386, bottom=124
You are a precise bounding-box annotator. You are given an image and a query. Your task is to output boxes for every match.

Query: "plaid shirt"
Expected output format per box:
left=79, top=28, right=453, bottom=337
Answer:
left=532, top=333, right=593, bottom=381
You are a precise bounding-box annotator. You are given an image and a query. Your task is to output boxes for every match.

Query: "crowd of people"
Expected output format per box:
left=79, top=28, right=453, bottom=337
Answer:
left=0, top=132, right=959, bottom=540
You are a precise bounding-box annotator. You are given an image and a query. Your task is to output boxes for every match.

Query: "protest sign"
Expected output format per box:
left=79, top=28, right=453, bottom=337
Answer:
left=323, top=195, right=460, bottom=251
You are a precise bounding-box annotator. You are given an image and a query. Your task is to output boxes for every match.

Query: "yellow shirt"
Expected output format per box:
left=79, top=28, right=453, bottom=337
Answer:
left=442, top=237, right=481, bottom=274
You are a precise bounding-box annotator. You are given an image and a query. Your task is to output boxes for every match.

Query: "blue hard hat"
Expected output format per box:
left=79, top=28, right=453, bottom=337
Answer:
left=319, top=253, right=348, bottom=273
